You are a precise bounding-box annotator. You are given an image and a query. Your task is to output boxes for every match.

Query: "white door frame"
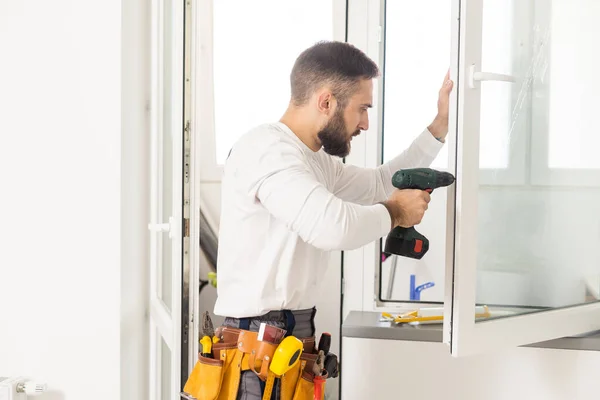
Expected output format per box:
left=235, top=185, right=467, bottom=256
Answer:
left=148, top=0, right=185, bottom=397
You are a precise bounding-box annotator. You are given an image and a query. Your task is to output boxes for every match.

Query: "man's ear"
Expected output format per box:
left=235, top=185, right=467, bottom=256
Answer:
left=317, top=91, right=335, bottom=115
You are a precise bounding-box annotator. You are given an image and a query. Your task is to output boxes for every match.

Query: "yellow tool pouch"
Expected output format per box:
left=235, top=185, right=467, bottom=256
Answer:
left=279, top=352, right=326, bottom=400
left=182, top=343, right=241, bottom=400
left=182, top=327, right=326, bottom=400
left=279, top=356, right=304, bottom=400
left=290, top=371, right=325, bottom=400
left=237, top=329, right=279, bottom=381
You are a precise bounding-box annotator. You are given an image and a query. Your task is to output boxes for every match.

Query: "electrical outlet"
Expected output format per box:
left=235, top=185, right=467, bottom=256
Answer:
left=0, top=377, right=26, bottom=400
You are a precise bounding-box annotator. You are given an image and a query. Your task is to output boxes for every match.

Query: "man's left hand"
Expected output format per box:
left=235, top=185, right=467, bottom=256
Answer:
left=428, top=69, right=454, bottom=142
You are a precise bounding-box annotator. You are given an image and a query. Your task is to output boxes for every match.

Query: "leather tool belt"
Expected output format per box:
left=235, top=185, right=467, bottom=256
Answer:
left=182, top=326, right=329, bottom=400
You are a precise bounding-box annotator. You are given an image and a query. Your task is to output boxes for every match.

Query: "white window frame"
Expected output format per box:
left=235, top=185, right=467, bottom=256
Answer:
left=344, top=0, right=600, bottom=358
left=343, top=0, right=447, bottom=314
left=446, top=0, right=600, bottom=357
left=344, top=0, right=459, bottom=313
left=372, top=0, right=600, bottom=191
left=195, top=0, right=349, bottom=183
left=342, top=0, right=386, bottom=317
left=373, top=0, right=529, bottom=308
left=364, top=0, right=533, bottom=309
left=148, top=0, right=184, bottom=397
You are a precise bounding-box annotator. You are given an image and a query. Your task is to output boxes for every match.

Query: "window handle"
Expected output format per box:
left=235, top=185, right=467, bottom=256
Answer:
left=148, top=216, right=175, bottom=238
left=468, top=64, right=516, bottom=88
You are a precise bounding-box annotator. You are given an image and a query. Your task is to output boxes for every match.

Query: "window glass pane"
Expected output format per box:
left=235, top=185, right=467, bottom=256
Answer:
left=547, top=0, right=600, bottom=169
left=475, top=0, right=600, bottom=321
left=380, top=0, right=524, bottom=303
left=160, top=0, right=174, bottom=312
left=161, top=337, right=171, bottom=399
left=479, top=0, right=514, bottom=169
left=379, top=1, right=450, bottom=302
left=213, top=1, right=333, bottom=165
left=381, top=1, right=450, bottom=168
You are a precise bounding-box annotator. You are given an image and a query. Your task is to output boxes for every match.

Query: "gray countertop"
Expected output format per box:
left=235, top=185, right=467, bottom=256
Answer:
left=342, top=310, right=600, bottom=351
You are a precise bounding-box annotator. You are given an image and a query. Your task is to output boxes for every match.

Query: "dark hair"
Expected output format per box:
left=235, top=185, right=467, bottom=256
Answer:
left=290, top=41, right=380, bottom=107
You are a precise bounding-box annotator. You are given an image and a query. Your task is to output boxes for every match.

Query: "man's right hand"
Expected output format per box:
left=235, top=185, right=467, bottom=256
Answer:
left=383, top=189, right=431, bottom=228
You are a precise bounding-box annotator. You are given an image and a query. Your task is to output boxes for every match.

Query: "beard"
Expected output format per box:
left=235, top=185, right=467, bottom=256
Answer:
left=317, top=108, right=359, bottom=158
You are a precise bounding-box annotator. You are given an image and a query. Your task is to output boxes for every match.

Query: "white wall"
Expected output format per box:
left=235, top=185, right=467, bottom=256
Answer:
left=121, top=0, right=151, bottom=399
left=342, top=337, right=600, bottom=400
left=0, top=1, right=149, bottom=400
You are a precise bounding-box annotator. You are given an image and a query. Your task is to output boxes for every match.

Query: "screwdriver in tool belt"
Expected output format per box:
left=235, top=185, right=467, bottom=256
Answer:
left=313, top=333, right=331, bottom=400
left=313, top=353, right=325, bottom=400
left=317, top=332, right=338, bottom=379
left=316, top=333, right=331, bottom=377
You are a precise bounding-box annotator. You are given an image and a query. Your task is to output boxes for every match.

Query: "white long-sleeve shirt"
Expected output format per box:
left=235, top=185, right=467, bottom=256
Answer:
left=213, top=121, right=443, bottom=317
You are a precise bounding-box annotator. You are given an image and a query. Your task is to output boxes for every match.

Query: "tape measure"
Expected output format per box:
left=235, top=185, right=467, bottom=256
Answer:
left=262, top=371, right=276, bottom=400
left=270, top=336, right=303, bottom=375
left=261, top=336, right=304, bottom=400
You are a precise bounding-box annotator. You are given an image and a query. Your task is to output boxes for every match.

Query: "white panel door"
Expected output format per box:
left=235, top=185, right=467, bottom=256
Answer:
left=148, top=0, right=185, bottom=398
left=444, top=0, right=600, bottom=357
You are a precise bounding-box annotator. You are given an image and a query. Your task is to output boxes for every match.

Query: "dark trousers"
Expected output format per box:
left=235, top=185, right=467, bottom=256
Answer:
left=222, top=308, right=317, bottom=400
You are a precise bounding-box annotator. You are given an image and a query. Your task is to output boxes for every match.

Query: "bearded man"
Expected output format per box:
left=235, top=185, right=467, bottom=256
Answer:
left=212, top=40, right=453, bottom=400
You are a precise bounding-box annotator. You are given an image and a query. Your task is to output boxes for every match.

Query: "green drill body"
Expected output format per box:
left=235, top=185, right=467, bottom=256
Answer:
left=383, top=168, right=455, bottom=260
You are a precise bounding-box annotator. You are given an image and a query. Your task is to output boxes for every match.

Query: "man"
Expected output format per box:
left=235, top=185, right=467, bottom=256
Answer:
left=214, top=41, right=452, bottom=399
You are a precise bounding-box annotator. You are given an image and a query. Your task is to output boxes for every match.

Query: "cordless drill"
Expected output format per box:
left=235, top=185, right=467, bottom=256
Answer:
left=383, top=168, right=455, bottom=260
